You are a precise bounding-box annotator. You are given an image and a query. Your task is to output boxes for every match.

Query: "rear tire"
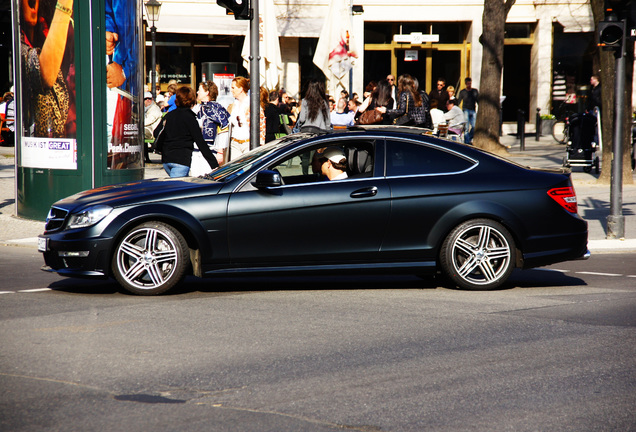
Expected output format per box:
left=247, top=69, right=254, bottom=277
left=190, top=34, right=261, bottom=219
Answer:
left=112, top=221, right=189, bottom=295
left=440, top=219, right=516, bottom=290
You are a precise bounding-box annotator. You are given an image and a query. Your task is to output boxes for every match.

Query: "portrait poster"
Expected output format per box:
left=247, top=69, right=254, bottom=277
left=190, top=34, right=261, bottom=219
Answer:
left=105, top=0, right=143, bottom=170
left=18, top=0, right=77, bottom=170
left=213, top=73, right=235, bottom=109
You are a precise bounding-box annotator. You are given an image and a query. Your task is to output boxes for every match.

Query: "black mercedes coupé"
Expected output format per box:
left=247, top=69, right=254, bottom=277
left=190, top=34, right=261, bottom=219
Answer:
left=39, top=127, right=589, bottom=295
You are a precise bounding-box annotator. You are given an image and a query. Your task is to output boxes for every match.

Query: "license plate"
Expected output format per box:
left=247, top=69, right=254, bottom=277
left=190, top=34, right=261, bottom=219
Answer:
left=38, top=237, right=48, bottom=252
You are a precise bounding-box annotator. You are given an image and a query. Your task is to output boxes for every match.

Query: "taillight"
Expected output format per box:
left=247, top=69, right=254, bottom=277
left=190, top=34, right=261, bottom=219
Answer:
left=547, top=187, right=578, bottom=213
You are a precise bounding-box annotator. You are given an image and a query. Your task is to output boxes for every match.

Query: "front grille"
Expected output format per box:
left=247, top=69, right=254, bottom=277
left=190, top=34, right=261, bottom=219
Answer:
left=45, top=207, right=69, bottom=232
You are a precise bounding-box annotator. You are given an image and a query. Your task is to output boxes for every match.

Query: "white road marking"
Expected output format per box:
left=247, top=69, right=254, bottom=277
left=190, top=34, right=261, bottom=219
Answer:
left=17, top=288, right=52, bottom=293
left=576, top=271, right=623, bottom=277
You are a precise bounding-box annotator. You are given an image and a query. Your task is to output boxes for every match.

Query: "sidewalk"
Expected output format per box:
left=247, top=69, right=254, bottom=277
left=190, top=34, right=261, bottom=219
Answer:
left=1, top=128, right=635, bottom=253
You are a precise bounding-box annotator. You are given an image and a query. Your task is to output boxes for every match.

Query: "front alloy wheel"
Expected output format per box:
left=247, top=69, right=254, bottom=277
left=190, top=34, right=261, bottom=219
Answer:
left=112, top=222, right=189, bottom=295
left=441, top=219, right=515, bottom=290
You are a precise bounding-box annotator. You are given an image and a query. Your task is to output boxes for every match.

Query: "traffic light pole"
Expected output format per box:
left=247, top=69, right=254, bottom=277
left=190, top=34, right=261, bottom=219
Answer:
left=607, top=21, right=626, bottom=239
left=249, top=0, right=260, bottom=150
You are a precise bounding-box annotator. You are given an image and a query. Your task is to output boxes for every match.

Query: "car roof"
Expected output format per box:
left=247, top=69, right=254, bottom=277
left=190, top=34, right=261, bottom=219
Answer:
left=300, top=125, right=468, bottom=150
left=301, top=126, right=535, bottom=170
left=302, top=125, right=435, bottom=138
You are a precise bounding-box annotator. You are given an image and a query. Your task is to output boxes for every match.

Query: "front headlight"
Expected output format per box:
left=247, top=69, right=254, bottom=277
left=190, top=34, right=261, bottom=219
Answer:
left=67, top=205, right=113, bottom=229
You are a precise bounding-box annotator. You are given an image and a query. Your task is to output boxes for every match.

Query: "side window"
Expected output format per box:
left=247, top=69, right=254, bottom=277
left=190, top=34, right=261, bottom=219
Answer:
left=386, top=140, right=474, bottom=177
left=269, top=147, right=320, bottom=184
left=268, top=140, right=376, bottom=185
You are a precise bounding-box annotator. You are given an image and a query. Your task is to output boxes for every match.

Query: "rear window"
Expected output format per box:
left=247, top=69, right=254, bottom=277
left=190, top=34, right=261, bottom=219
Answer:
left=386, top=140, right=475, bottom=177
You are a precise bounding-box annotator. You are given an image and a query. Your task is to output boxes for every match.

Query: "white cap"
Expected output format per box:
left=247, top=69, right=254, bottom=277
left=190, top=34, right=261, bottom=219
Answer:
left=144, top=91, right=153, bottom=99
left=322, top=147, right=346, bottom=164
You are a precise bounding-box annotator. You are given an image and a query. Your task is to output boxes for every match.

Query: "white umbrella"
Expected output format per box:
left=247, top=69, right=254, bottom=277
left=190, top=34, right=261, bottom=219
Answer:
left=241, top=0, right=283, bottom=90
left=313, top=0, right=358, bottom=96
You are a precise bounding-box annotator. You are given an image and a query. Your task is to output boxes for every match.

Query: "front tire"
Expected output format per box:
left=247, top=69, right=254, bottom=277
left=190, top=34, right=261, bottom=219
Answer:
left=112, top=222, right=189, bottom=295
left=440, top=219, right=515, bottom=290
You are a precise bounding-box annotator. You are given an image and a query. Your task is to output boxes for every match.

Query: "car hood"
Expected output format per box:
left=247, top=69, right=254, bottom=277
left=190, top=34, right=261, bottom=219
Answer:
left=53, top=178, right=223, bottom=211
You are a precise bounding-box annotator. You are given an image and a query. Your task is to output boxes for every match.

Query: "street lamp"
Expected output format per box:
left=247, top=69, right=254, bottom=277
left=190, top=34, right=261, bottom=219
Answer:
left=145, top=0, right=162, bottom=102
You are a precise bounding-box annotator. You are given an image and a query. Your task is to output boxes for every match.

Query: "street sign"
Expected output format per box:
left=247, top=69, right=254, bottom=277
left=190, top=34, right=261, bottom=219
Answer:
left=393, top=32, right=439, bottom=44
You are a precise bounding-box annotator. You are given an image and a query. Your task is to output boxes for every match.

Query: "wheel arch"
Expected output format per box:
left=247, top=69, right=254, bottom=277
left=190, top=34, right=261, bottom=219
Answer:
left=428, top=200, right=527, bottom=267
left=104, top=205, right=212, bottom=277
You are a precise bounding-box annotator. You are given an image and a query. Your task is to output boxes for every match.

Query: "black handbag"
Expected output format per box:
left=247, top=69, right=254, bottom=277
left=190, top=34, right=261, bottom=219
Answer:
left=393, top=97, right=412, bottom=125
left=153, top=117, right=167, bottom=154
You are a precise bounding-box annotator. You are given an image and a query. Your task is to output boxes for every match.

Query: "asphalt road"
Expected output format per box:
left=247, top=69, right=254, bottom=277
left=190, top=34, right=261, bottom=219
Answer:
left=1, top=246, right=635, bottom=431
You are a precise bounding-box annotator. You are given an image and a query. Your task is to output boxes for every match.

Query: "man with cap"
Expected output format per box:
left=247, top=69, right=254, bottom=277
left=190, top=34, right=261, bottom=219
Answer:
left=143, top=91, right=162, bottom=162
left=319, top=147, right=348, bottom=181
left=144, top=92, right=162, bottom=138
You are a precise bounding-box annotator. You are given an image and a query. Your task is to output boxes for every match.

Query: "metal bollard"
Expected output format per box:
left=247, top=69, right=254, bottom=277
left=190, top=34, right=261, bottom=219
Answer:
left=517, top=109, right=525, bottom=151
left=536, top=108, right=541, bottom=141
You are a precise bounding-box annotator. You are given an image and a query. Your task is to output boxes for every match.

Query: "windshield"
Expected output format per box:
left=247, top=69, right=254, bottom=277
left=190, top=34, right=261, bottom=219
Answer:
left=203, top=134, right=309, bottom=182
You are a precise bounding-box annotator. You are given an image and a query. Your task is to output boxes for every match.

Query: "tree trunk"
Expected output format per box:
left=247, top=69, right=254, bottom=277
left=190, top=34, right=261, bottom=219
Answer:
left=590, top=0, right=634, bottom=185
left=472, top=0, right=516, bottom=155
left=621, top=35, right=634, bottom=185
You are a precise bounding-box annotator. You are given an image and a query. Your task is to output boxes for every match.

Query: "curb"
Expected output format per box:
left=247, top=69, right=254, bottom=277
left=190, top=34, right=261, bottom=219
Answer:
left=586, top=238, right=636, bottom=253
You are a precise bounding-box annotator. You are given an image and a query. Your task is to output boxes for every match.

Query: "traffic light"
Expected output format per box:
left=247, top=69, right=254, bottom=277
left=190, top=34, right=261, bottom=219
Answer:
left=217, top=0, right=251, bottom=20
left=598, top=19, right=625, bottom=51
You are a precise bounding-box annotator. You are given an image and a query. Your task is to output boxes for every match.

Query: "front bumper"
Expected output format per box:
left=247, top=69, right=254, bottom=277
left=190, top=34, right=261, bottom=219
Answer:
left=39, top=233, right=113, bottom=279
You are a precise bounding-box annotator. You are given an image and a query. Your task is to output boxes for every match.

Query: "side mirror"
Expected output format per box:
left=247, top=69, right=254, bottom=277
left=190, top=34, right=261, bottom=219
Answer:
left=252, top=170, right=283, bottom=189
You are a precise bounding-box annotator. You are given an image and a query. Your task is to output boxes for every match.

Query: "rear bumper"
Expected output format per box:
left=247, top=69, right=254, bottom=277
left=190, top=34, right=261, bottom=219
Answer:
left=577, top=249, right=591, bottom=260
left=521, top=233, right=589, bottom=269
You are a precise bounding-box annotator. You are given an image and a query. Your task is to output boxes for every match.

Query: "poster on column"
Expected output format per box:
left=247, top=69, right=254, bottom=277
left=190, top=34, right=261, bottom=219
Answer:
left=213, top=74, right=235, bottom=109
left=105, top=0, right=143, bottom=170
left=18, top=0, right=77, bottom=170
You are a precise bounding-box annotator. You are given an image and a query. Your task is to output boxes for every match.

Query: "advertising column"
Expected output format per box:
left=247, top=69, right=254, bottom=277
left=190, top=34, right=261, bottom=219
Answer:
left=105, top=0, right=143, bottom=170
left=13, top=0, right=144, bottom=220
left=18, top=0, right=77, bottom=170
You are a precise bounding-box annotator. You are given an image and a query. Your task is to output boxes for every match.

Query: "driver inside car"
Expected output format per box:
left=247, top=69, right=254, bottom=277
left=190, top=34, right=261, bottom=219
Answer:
left=318, top=147, right=348, bottom=181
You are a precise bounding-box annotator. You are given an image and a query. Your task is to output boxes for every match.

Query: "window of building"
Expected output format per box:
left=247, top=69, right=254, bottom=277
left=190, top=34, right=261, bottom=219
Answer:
left=504, top=23, right=532, bottom=39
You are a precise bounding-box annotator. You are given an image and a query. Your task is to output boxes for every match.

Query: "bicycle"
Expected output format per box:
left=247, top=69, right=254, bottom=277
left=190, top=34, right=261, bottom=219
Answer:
left=552, top=117, right=570, bottom=144
left=551, top=100, right=577, bottom=144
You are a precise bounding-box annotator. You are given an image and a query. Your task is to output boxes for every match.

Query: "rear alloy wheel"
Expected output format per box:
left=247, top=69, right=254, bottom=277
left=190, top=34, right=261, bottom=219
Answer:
left=112, top=222, right=189, bottom=295
left=440, top=219, right=515, bottom=290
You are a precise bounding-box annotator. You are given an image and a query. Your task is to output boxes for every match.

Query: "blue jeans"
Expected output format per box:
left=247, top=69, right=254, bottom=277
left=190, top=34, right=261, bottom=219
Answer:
left=163, top=162, right=190, bottom=178
left=463, top=109, right=476, bottom=143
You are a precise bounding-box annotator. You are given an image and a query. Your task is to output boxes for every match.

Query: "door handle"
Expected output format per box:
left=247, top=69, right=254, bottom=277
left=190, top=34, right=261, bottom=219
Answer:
left=350, top=186, right=378, bottom=198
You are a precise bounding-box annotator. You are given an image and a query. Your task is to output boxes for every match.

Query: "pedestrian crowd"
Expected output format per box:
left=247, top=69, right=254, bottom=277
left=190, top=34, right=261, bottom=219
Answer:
left=140, top=73, right=482, bottom=178
left=0, top=86, right=15, bottom=147
left=4, top=66, right=606, bottom=181
left=2, top=71, right=478, bottom=178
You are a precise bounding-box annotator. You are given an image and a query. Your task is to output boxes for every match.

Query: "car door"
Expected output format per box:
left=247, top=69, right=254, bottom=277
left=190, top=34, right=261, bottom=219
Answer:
left=380, top=138, right=477, bottom=261
left=226, top=139, right=391, bottom=266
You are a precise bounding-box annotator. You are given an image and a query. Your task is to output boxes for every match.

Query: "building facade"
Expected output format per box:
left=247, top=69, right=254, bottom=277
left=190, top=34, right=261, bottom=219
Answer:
left=146, top=0, right=596, bottom=122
